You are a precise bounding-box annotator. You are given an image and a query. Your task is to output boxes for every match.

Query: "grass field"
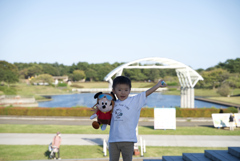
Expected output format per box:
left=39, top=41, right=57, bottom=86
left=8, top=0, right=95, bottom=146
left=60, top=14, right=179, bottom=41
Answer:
left=0, top=145, right=228, bottom=160
left=207, top=96, right=240, bottom=105
left=0, top=124, right=239, bottom=135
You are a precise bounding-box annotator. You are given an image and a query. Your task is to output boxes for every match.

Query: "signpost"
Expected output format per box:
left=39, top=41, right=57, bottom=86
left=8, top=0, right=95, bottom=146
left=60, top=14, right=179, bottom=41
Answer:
left=154, top=108, right=176, bottom=130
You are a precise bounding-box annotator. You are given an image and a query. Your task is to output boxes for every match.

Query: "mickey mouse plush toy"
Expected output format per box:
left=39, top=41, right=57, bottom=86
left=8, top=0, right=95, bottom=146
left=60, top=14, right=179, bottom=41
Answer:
left=90, top=92, right=116, bottom=131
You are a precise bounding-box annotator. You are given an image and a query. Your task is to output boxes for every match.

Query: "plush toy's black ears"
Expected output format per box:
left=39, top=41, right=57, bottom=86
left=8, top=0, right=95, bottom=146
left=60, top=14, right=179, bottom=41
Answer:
left=94, top=92, right=103, bottom=99
left=111, top=92, right=116, bottom=101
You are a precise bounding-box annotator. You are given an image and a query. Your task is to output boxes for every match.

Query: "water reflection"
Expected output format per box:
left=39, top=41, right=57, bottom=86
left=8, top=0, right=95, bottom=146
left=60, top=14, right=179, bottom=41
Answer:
left=38, top=93, right=228, bottom=108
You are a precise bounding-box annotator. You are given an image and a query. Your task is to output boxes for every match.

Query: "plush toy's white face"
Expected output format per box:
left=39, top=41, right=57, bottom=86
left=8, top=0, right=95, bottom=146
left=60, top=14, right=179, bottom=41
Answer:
left=96, top=94, right=113, bottom=113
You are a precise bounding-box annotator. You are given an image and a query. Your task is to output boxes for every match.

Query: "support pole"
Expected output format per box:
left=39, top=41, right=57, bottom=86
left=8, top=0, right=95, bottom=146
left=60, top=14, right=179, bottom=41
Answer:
left=103, top=139, right=107, bottom=157
left=143, top=140, right=146, bottom=153
left=140, top=137, right=143, bottom=157
left=187, top=87, right=191, bottom=108
left=190, top=87, right=194, bottom=108
left=180, top=87, right=184, bottom=108
left=183, top=87, right=187, bottom=108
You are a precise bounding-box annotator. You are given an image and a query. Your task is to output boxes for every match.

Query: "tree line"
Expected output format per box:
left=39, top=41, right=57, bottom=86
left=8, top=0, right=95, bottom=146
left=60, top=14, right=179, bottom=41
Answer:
left=1, top=58, right=240, bottom=95
left=11, top=61, right=178, bottom=82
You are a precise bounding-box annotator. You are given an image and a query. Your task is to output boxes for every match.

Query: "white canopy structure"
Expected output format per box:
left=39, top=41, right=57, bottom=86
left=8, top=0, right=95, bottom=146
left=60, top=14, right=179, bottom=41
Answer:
left=104, top=57, right=204, bottom=108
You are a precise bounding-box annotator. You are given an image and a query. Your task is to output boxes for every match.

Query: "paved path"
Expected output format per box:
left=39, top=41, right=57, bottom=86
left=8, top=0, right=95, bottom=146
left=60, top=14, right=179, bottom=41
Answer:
left=0, top=133, right=240, bottom=147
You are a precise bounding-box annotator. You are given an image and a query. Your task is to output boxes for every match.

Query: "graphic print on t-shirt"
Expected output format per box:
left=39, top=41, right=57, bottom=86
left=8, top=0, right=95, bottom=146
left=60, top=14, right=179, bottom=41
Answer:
left=115, top=109, right=123, bottom=119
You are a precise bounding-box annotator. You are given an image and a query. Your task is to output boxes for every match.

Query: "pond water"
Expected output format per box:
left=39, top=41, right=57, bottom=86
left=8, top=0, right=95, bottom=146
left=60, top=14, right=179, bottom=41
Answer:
left=38, top=93, right=228, bottom=109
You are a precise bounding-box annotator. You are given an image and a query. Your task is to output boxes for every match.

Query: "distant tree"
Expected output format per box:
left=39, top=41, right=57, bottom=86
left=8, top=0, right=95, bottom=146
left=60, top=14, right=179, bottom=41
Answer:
left=10, top=58, right=240, bottom=87
left=14, top=62, right=31, bottom=71
left=143, top=68, right=176, bottom=82
left=165, top=69, right=177, bottom=76
left=27, top=64, right=43, bottom=77
left=94, top=63, right=113, bottom=81
left=196, top=68, right=205, bottom=73
left=56, top=63, right=70, bottom=76
left=30, top=74, right=54, bottom=85
left=112, top=62, right=124, bottom=68
left=69, top=63, right=78, bottom=73
left=147, top=69, right=160, bottom=82
left=124, top=69, right=147, bottom=81
left=216, top=58, right=240, bottom=73
left=68, top=74, right=73, bottom=81
left=0, top=61, right=19, bottom=86
left=201, top=69, right=229, bottom=89
left=159, top=70, right=167, bottom=78
left=227, top=74, right=240, bottom=88
left=205, top=67, right=216, bottom=71
left=163, top=76, right=179, bottom=85
left=76, top=62, right=89, bottom=71
left=85, top=68, right=98, bottom=81
left=41, top=63, right=60, bottom=76
left=19, top=68, right=28, bottom=79
left=73, top=70, right=86, bottom=81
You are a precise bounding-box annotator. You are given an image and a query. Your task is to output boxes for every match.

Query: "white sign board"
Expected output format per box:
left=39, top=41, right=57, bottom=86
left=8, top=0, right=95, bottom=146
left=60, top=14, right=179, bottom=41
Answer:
left=212, top=113, right=240, bottom=127
left=154, top=108, right=176, bottom=130
left=235, top=113, right=240, bottom=127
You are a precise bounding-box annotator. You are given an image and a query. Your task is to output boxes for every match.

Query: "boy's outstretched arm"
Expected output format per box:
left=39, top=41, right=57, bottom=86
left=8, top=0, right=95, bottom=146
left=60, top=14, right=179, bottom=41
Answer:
left=146, top=80, right=167, bottom=97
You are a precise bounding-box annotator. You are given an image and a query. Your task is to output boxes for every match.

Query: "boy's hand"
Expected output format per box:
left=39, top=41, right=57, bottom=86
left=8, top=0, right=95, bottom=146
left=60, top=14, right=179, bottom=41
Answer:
left=159, top=80, right=167, bottom=87
left=146, top=79, right=167, bottom=97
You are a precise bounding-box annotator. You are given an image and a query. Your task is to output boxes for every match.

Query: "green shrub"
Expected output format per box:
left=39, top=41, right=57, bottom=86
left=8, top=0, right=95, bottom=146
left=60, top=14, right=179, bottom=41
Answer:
left=58, top=83, right=67, bottom=87
left=140, top=108, right=221, bottom=117
left=70, top=84, right=84, bottom=88
left=0, top=107, right=237, bottom=117
left=168, top=88, right=177, bottom=91
left=217, top=84, right=230, bottom=97
left=140, top=108, right=154, bottom=117
left=225, top=107, right=238, bottom=113
left=0, top=107, right=93, bottom=117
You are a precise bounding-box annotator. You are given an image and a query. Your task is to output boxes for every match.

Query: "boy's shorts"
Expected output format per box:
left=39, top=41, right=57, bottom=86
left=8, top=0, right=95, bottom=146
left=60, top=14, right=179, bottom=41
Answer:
left=109, top=142, right=134, bottom=161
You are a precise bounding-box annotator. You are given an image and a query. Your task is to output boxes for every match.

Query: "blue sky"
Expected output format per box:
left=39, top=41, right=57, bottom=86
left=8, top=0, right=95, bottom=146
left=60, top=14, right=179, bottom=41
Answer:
left=0, top=0, right=239, bottom=70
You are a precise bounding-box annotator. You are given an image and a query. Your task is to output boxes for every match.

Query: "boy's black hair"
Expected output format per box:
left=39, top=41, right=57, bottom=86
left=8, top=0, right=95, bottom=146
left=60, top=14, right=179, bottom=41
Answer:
left=112, top=76, right=131, bottom=89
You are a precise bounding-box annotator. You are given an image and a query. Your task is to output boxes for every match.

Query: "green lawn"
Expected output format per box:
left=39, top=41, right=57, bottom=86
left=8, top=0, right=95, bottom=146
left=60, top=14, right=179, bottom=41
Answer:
left=0, top=145, right=227, bottom=161
left=0, top=124, right=239, bottom=135
left=208, top=96, right=240, bottom=105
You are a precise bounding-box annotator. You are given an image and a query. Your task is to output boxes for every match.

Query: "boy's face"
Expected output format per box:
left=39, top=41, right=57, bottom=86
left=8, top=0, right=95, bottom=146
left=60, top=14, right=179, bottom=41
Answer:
left=112, top=84, right=131, bottom=101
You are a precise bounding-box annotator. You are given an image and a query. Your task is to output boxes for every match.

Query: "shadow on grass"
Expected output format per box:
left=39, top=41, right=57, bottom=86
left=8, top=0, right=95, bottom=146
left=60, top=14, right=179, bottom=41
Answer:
left=44, top=150, right=51, bottom=159
left=199, top=125, right=215, bottom=128
left=143, top=125, right=224, bottom=130
left=82, top=138, right=104, bottom=145
left=142, top=126, right=154, bottom=130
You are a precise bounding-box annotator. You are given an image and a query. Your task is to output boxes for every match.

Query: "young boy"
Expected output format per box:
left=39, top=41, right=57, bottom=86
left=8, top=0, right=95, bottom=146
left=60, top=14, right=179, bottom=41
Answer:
left=109, top=76, right=167, bottom=161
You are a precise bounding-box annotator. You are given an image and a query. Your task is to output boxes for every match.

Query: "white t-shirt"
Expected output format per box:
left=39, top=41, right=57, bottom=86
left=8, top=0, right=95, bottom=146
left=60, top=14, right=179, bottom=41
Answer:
left=108, top=91, right=147, bottom=143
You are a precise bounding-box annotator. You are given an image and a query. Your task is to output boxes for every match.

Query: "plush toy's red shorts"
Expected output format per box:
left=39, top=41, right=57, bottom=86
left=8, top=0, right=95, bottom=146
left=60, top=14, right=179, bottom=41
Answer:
left=98, top=118, right=111, bottom=125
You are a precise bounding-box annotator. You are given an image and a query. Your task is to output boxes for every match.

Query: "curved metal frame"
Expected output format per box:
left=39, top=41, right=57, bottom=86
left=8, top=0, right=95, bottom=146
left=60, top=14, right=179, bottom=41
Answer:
left=104, top=57, right=204, bottom=108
